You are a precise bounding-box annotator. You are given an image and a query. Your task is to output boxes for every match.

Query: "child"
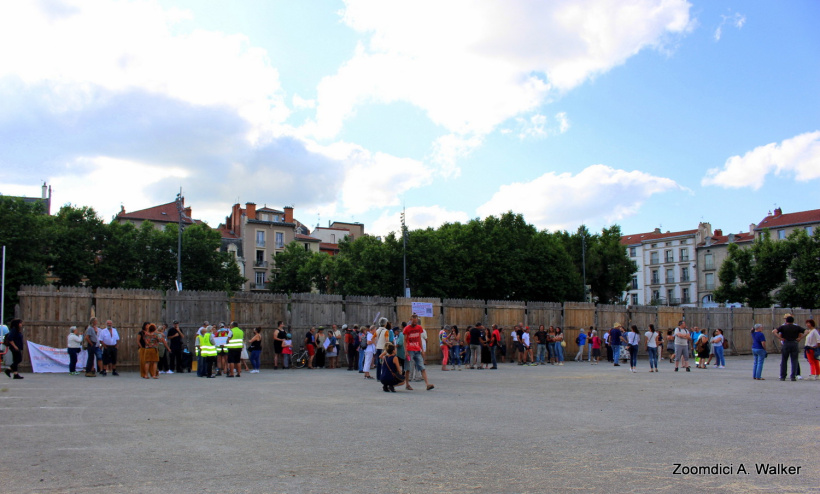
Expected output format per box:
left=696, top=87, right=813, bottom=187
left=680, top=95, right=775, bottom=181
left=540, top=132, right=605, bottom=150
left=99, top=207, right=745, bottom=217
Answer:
left=282, top=333, right=293, bottom=369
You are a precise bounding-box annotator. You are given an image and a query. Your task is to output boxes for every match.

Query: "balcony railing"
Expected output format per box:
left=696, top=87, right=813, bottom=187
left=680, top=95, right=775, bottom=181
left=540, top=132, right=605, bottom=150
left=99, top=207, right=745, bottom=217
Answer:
left=666, top=277, right=675, bottom=284
left=649, top=259, right=660, bottom=265
left=254, top=260, right=268, bottom=268
left=253, top=283, right=267, bottom=290
left=704, top=262, right=715, bottom=270
left=705, top=282, right=715, bottom=291
left=681, top=275, right=690, bottom=282
left=651, top=277, right=661, bottom=285
left=665, top=256, right=675, bottom=263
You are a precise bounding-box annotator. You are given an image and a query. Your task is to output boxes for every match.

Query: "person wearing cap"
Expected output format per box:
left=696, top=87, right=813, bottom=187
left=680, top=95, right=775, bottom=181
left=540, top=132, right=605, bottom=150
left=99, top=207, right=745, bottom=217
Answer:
left=66, top=326, right=83, bottom=375
left=608, top=323, right=624, bottom=367
left=167, top=320, right=185, bottom=374
left=574, top=328, right=587, bottom=362
left=403, top=314, right=434, bottom=391
left=774, top=314, right=805, bottom=381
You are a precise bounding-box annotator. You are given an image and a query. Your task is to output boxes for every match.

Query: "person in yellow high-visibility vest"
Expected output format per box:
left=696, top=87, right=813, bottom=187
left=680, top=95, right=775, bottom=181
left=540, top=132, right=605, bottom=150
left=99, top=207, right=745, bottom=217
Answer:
left=227, top=321, right=244, bottom=377
left=215, top=323, right=230, bottom=376
left=198, top=326, right=217, bottom=378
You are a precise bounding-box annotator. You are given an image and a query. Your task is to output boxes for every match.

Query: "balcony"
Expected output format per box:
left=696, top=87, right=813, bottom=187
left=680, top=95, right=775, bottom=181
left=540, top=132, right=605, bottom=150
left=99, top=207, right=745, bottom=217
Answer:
left=681, top=275, right=690, bottom=282
left=704, top=261, right=715, bottom=271
left=253, top=283, right=267, bottom=290
left=649, top=259, right=661, bottom=265
left=668, top=297, right=681, bottom=306
left=665, top=277, right=675, bottom=284
left=254, top=260, right=268, bottom=269
left=665, top=256, right=675, bottom=263
left=705, top=282, right=715, bottom=291
left=651, top=277, right=661, bottom=285
left=680, top=254, right=689, bottom=262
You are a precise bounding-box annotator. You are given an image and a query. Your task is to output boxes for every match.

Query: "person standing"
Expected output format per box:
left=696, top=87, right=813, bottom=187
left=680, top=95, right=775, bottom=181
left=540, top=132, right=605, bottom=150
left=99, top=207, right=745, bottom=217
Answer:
left=403, top=314, right=434, bottom=391
left=166, top=320, right=185, bottom=374
left=362, top=325, right=376, bottom=379
left=84, top=318, right=100, bottom=377
left=751, top=324, right=767, bottom=380
left=248, top=327, right=262, bottom=373
left=590, top=330, right=601, bottom=364
left=271, top=321, right=284, bottom=370
left=305, top=326, right=317, bottom=370
left=226, top=322, right=244, bottom=378
left=3, top=319, right=25, bottom=379
left=711, top=329, right=726, bottom=369
left=469, top=324, right=482, bottom=369
left=604, top=329, right=613, bottom=363
left=574, top=328, right=587, bottom=362
left=695, top=331, right=710, bottom=369
left=143, top=324, right=165, bottom=379
left=553, top=327, right=564, bottom=366
left=535, top=325, right=548, bottom=365
left=774, top=314, right=804, bottom=381
left=99, top=320, right=120, bottom=376
left=374, top=318, right=391, bottom=377
left=198, top=325, right=217, bottom=378
left=393, top=326, right=406, bottom=373
left=447, top=326, right=460, bottom=371
left=673, top=321, right=691, bottom=372
left=215, top=323, right=231, bottom=376
left=67, top=326, right=83, bottom=375
left=802, top=319, right=819, bottom=380
left=644, top=324, right=659, bottom=372
left=625, top=325, right=640, bottom=372
left=609, top=323, right=624, bottom=367
left=344, top=324, right=357, bottom=371
left=587, top=326, right=595, bottom=361
left=439, top=325, right=450, bottom=371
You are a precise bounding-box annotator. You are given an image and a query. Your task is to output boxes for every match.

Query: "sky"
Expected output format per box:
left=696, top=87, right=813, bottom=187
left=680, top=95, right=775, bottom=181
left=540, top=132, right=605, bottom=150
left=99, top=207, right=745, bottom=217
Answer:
left=1, top=0, right=818, bottom=239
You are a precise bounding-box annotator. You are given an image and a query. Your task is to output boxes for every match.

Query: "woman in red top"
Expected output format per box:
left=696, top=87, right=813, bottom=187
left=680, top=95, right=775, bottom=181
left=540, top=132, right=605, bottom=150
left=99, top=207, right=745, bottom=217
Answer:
left=591, top=330, right=602, bottom=365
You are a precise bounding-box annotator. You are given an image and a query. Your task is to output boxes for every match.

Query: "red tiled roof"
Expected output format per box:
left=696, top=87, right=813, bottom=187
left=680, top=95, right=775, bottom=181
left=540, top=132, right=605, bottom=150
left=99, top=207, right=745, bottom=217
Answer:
left=698, top=232, right=755, bottom=247
left=116, top=201, right=199, bottom=224
left=620, top=229, right=698, bottom=246
left=319, top=242, right=340, bottom=251
left=217, top=225, right=240, bottom=239
left=314, top=227, right=350, bottom=232
left=755, top=208, right=820, bottom=230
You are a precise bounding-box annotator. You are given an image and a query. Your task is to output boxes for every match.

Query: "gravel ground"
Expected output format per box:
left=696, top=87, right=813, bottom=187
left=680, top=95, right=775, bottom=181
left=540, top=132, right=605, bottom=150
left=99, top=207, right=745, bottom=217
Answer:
left=0, top=355, right=816, bottom=493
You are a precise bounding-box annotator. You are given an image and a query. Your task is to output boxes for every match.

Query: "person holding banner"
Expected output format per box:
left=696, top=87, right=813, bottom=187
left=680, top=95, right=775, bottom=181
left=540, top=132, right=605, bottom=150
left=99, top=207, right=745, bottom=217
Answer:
left=67, top=326, right=83, bottom=375
left=3, top=319, right=25, bottom=380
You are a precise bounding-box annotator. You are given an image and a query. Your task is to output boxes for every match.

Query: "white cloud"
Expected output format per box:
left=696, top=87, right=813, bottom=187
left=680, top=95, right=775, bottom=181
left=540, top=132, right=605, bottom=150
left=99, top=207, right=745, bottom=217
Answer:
left=0, top=0, right=289, bottom=142
left=311, top=141, right=435, bottom=216
left=714, top=12, right=746, bottom=41
left=369, top=206, right=471, bottom=237
left=429, top=134, right=483, bottom=178
left=476, top=164, right=683, bottom=231
left=701, top=131, right=820, bottom=190
left=508, top=112, right=571, bottom=140
left=307, top=0, right=692, bottom=149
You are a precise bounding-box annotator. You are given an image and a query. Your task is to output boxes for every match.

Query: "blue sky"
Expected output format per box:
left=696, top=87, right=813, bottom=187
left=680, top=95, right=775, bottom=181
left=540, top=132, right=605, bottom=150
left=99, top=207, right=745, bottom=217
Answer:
left=1, top=0, right=818, bottom=238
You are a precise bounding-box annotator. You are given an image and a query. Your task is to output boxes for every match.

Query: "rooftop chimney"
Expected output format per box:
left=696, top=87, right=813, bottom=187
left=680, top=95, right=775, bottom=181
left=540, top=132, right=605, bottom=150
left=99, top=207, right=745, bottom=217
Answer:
left=284, top=206, right=293, bottom=224
left=750, top=223, right=756, bottom=234
left=245, top=202, right=256, bottom=220
left=184, top=207, right=192, bottom=220
left=714, top=229, right=723, bottom=237
left=42, top=182, right=47, bottom=199
left=773, top=207, right=782, bottom=217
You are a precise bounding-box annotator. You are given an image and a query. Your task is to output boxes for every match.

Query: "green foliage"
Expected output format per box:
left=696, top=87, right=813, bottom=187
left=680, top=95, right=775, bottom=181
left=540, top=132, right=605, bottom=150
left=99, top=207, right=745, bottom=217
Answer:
left=50, top=205, right=106, bottom=286
left=712, top=230, right=793, bottom=308
left=0, top=197, right=49, bottom=322
left=270, top=242, right=315, bottom=294
left=777, top=228, right=820, bottom=309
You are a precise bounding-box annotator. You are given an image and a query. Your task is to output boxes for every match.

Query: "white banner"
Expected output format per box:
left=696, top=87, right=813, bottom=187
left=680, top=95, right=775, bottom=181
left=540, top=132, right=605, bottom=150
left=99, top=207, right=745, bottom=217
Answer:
left=27, top=341, right=87, bottom=373
left=411, top=302, right=434, bottom=318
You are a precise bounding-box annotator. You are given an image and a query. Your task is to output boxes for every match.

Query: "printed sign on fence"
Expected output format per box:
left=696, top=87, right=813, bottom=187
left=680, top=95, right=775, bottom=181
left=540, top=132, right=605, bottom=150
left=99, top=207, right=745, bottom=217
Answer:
left=27, top=341, right=88, bottom=373
left=411, top=302, right=434, bottom=318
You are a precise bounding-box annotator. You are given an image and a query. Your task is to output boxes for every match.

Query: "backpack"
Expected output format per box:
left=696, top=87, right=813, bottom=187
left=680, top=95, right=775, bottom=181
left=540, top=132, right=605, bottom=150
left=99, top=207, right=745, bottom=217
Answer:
left=359, top=333, right=368, bottom=349
left=575, top=336, right=581, bottom=345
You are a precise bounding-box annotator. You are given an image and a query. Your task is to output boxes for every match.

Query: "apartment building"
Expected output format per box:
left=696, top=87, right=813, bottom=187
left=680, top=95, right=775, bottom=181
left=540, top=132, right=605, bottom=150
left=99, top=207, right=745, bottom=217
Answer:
left=115, top=198, right=201, bottom=230
left=621, top=222, right=710, bottom=306
left=754, top=207, right=820, bottom=240
left=696, top=228, right=755, bottom=305
left=311, top=221, right=365, bottom=256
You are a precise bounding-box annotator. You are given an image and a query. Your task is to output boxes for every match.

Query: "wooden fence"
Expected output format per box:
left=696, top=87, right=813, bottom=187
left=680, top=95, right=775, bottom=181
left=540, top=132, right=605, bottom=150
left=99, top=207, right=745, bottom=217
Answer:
left=12, top=285, right=818, bottom=369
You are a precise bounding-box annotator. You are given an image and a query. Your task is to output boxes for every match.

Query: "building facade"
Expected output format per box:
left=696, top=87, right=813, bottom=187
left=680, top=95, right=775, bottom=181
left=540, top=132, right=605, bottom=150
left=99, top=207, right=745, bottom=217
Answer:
left=696, top=229, right=755, bottom=306
left=754, top=207, right=820, bottom=241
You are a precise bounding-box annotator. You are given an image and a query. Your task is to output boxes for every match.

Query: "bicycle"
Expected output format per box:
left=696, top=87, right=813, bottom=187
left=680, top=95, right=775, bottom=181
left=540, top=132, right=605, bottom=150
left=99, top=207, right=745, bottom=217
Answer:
left=292, top=346, right=309, bottom=369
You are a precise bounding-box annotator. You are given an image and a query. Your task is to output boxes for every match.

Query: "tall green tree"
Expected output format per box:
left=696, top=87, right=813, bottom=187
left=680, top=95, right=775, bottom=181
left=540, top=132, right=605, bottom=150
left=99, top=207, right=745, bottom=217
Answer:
left=777, top=228, right=820, bottom=309
left=50, top=205, right=105, bottom=286
left=712, top=230, right=793, bottom=308
left=0, top=197, right=50, bottom=322
left=269, top=242, right=315, bottom=294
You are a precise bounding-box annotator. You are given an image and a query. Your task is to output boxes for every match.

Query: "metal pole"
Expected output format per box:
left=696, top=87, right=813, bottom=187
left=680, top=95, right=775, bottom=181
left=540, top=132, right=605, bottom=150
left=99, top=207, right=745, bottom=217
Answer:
left=176, top=191, right=183, bottom=292
left=581, top=230, right=586, bottom=302
left=401, top=207, right=408, bottom=297
left=1, top=245, right=5, bottom=322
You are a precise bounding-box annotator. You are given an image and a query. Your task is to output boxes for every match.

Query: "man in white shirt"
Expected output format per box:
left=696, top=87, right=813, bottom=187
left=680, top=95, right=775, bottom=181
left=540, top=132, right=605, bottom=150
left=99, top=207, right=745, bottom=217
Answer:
left=521, top=327, right=532, bottom=365
left=673, top=321, right=691, bottom=372
left=99, top=320, right=120, bottom=376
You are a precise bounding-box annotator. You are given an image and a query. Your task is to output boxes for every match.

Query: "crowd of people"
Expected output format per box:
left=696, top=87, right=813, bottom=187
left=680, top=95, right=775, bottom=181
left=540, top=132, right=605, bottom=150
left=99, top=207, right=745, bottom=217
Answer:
left=1, top=313, right=818, bottom=387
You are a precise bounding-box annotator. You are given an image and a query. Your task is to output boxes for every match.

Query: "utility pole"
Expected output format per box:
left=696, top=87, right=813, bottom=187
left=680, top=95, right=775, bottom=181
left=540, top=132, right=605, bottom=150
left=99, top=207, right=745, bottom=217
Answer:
left=581, top=228, right=587, bottom=303
left=401, top=207, right=409, bottom=297
left=175, top=190, right=185, bottom=292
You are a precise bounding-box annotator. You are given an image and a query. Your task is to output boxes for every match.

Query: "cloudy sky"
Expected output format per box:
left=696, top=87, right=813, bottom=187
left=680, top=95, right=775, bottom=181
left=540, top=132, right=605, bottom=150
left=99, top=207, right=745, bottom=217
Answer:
left=1, top=0, right=818, bottom=238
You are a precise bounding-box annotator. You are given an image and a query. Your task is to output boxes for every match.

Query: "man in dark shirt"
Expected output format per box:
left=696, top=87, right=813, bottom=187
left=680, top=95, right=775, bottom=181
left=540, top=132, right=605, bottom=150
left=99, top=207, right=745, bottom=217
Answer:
left=469, top=324, right=483, bottom=369
left=167, top=320, right=185, bottom=373
left=775, top=314, right=804, bottom=381
left=609, top=323, right=624, bottom=366
left=534, top=326, right=548, bottom=365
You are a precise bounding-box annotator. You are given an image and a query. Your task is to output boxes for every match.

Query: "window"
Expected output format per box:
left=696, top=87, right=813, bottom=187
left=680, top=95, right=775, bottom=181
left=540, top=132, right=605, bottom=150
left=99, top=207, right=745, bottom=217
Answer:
left=304, top=243, right=310, bottom=251
left=255, top=250, right=265, bottom=266
left=631, top=294, right=638, bottom=305
left=651, top=270, right=660, bottom=285
left=255, top=271, right=266, bottom=289
left=665, top=250, right=674, bottom=263
left=650, top=252, right=659, bottom=264
left=256, top=231, right=265, bottom=247
left=629, top=247, right=637, bottom=257
left=275, top=232, right=284, bottom=249
left=679, top=248, right=689, bottom=261
left=666, top=242, right=672, bottom=247
left=331, top=233, right=336, bottom=243
left=705, top=273, right=715, bottom=291
left=651, top=243, right=657, bottom=248
left=652, top=290, right=660, bottom=301
left=631, top=276, right=639, bottom=290
left=680, top=267, right=690, bottom=282
left=667, top=289, right=675, bottom=302
left=704, top=253, right=715, bottom=270
left=665, top=268, right=674, bottom=284
left=777, top=229, right=786, bottom=239
left=682, top=288, right=690, bottom=304
left=806, top=226, right=814, bottom=236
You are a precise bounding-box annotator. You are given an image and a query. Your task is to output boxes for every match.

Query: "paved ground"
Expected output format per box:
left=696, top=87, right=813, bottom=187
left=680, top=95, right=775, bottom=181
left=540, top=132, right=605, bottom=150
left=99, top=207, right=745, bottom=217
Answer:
left=0, top=356, right=816, bottom=493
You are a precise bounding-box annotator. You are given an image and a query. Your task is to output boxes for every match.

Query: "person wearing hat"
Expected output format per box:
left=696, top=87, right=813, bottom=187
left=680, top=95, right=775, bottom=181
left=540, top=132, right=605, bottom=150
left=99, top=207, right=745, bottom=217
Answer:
left=403, top=314, right=434, bottom=391
left=608, top=323, right=624, bottom=367
left=774, top=313, right=805, bottom=381
left=167, top=320, right=185, bottom=374
left=66, top=326, right=83, bottom=375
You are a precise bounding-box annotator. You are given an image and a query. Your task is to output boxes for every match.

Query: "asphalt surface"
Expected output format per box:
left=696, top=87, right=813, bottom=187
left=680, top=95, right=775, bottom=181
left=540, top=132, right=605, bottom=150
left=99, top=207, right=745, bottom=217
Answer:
left=0, top=355, right=816, bottom=493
